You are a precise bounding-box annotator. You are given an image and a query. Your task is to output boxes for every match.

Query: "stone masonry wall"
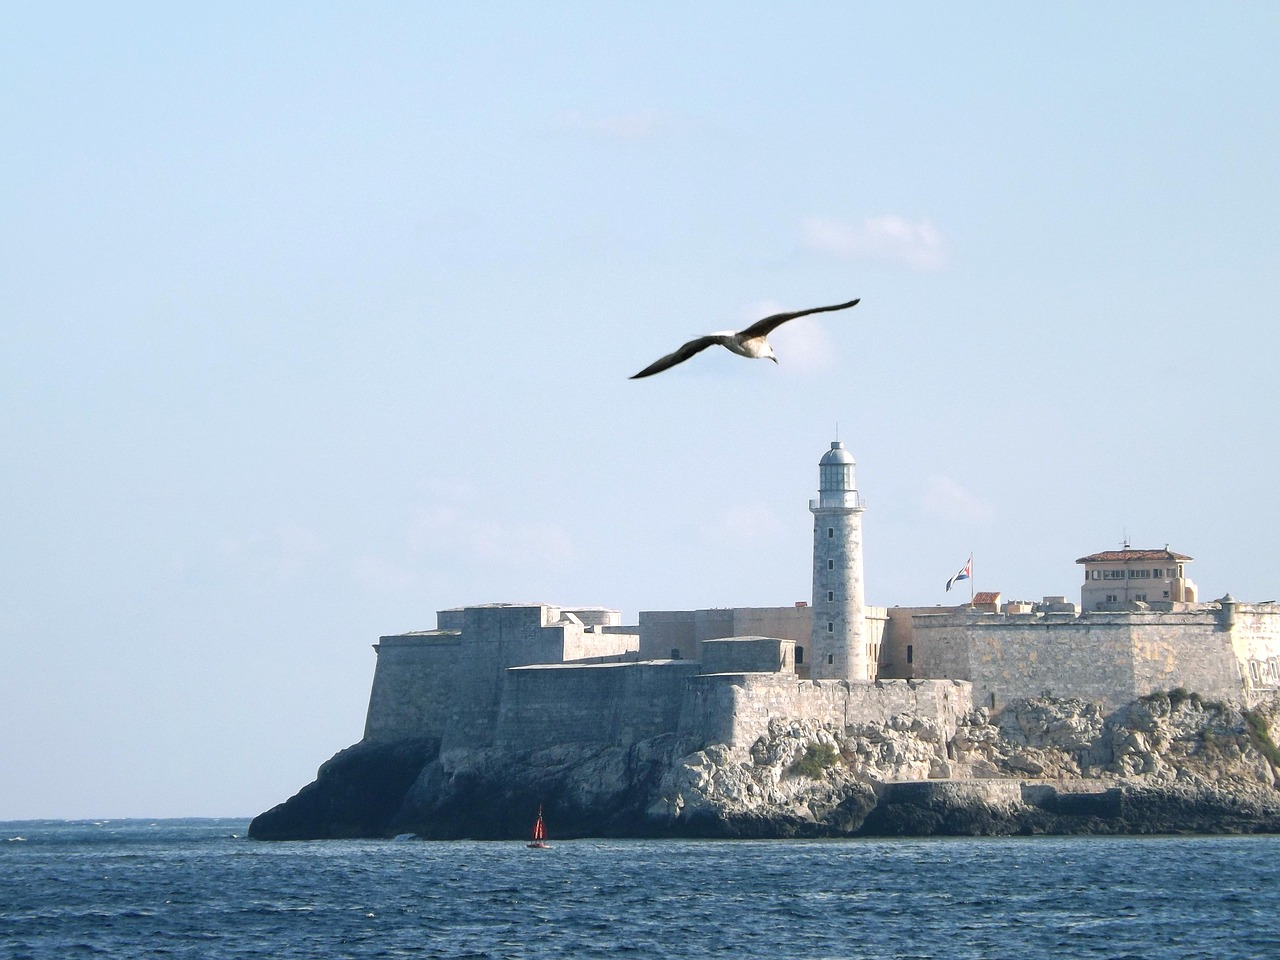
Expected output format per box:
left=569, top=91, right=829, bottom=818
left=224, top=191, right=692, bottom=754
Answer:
left=911, top=608, right=1249, bottom=710
left=1226, top=603, right=1280, bottom=700
left=701, top=637, right=795, bottom=675
left=679, top=674, right=971, bottom=749
left=363, top=633, right=464, bottom=742
left=494, top=661, right=702, bottom=752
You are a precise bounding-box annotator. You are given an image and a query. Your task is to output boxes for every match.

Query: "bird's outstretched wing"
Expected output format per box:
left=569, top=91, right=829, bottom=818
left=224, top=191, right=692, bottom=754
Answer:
left=738, top=298, right=860, bottom=340
left=630, top=335, right=723, bottom=379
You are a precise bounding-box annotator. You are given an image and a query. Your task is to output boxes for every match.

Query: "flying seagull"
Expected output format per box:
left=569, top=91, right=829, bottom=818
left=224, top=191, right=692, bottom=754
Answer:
left=629, top=298, right=860, bottom=379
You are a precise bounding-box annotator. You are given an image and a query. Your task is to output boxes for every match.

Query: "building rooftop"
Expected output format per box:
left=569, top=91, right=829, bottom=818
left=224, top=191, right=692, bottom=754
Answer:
left=1076, top=548, right=1192, bottom=564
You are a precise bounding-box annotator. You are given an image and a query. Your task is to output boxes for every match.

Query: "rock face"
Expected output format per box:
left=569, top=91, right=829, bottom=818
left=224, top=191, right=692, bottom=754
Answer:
left=248, top=694, right=1280, bottom=840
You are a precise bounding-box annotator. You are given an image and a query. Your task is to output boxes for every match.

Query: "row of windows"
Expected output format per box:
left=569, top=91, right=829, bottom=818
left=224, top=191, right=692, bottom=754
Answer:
left=1103, top=591, right=1170, bottom=602
left=1093, top=568, right=1172, bottom=581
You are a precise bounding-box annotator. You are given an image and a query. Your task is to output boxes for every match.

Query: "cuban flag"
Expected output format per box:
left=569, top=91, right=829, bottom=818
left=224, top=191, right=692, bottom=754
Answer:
left=946, top=555, right=972, bottom=592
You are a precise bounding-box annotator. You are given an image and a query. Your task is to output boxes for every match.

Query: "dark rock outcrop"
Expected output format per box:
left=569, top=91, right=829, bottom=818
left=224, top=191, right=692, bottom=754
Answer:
left=248, top=737, right=439, bottom=840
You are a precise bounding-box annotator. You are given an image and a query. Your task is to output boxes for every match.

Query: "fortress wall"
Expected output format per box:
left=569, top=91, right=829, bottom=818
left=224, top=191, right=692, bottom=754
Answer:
left=562, top=627, right=639, bottom=663
left=843, top=679, right=970, bottom=737
left=912, top=613, right=1138, bottom=710
left=880, top=606, right=966, bottom=679
left=1225, top=605, right=1280, bottom=698
left=494, top=661, right=703, bottom=752
left=731, top=607, right=811, bottom=644
left=363, top=634, right=465, bottom=742
left=679, top=674, right=971, bottom=748
left=912, top=609, right=1251, bottom=711
left=1128, top=613, right=1241, bottom=704
left=701, top=637, right=795, bottom=674
left=638, top=610, right=699, bottom=660
left=371, top=605, right=581, bottom=750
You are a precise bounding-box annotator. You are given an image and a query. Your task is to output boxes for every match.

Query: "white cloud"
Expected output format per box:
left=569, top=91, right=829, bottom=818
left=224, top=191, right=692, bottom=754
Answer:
left=552, top=108, right=669, bottom=141
left=800, top=214, right=951, bottom=270
left=920, top=476, right=993, bottom=525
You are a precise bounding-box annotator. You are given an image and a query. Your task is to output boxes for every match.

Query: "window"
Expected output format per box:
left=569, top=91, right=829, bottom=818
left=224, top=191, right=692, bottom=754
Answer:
left=827, top=621, right=834, bottom=632
left=827, top=654, right=834, bottom=665
left=1152, top=568, right=1163, bottom=578
left=670, top=648, right=682, bottom=660
left=907, top=644, right=914, bottom=664
left=828, top=527, right=834, bottom=538
left=795, top=646, right=804, bottom=665
left=1106, top=594, right=1117, bottom=602
left=827, top=591, right=834, bottom=602
left=1090, top=570, right=1101, bottom=580
left=821, top=464, right=850, bottom=489
left=1103, top=570, right=1125, bottom=580
left=1129, top=569, right=1150, bottom=579
left=828, top=559, right=834, bottom=570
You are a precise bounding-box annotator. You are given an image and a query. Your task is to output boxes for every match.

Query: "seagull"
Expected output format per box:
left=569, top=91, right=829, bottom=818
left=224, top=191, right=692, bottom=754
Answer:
left=629, top=298, right=860, bottom=379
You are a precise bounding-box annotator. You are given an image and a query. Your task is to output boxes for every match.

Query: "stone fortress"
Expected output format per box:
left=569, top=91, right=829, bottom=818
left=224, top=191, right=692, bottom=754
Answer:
left=361, top=440, right=1280, bottom=765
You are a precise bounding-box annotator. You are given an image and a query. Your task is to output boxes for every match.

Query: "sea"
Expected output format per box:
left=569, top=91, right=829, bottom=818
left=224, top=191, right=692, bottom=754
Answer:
left=1, top=820, right=1276, bottom=960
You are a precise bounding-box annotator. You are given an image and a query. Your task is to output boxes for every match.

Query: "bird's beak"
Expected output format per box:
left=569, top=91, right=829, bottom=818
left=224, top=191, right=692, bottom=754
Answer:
left=769, top=356, right=779, bottom=364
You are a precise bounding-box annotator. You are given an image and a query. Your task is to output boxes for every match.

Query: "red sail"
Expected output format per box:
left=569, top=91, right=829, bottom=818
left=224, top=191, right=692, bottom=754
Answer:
left=531, top=807, right=545, bottom=841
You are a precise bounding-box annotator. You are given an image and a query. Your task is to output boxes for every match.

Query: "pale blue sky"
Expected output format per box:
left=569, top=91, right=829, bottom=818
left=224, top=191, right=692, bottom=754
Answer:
left=3, top=3, right=1278, bottom=818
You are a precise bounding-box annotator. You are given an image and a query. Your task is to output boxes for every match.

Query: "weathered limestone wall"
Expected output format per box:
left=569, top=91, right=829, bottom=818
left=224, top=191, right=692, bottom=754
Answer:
left=365, top=604, right=639, bottom=748
left=638, top=610, right=725, bottom=661
left=731, top=607, right=811, bottom=646
left=495, top=661, right=702, bottom=751
left=679, top=674, right=971, bottom=748
left=561, top=626, right=639, bottom=662
left=701, top=636, right=796, bottom=675
left=1226, top=603, right=1280, bottom=700
left=639, top=604, right=888, bottom=672
left=879, top=605, right=966, bottom=679
left=363, top=632, right=463, bottom=742
left=911, top=607, right=1249, bottom=710
left=1129, top=612, right=1241, bottom=705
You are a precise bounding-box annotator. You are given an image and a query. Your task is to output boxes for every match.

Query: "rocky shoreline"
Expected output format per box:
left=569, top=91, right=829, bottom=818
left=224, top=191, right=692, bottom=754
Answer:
left=249, top=692, right=1280, bottom=841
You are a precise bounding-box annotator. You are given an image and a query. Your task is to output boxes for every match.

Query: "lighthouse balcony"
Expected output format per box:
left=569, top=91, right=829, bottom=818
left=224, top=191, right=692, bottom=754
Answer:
left=809, top=495, right=866, bottom=511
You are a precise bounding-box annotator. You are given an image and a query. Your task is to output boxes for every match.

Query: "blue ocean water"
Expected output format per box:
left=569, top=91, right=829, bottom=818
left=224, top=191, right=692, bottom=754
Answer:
left=0, top=820, right=1276, bottom=959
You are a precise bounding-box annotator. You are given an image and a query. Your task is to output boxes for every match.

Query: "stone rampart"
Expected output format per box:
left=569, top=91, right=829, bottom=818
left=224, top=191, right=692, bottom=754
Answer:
left=679, top=674, right=971, bottom=748
left=911, top=607, right=1253, bottom=710
left=1226, top=602, right=1280, bottom=700
left=701, top=636, right=795, bottom=675
left=363, top=632, right=463, bottom=742
left=494, top=660, right=701, bottom=752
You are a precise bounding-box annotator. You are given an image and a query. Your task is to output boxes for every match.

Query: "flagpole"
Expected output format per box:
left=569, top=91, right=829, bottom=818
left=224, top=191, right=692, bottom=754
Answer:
left=970, top=554, right=974, bottom=604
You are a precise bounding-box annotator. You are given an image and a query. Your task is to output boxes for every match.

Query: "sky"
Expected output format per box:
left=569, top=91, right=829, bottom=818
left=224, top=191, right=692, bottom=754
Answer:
left=3, top=3, right=1279, bottom=819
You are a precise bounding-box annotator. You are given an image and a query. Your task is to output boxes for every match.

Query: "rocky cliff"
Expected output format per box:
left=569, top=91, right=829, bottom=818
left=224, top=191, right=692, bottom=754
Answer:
left=249, top=692, right=1280, bottom=840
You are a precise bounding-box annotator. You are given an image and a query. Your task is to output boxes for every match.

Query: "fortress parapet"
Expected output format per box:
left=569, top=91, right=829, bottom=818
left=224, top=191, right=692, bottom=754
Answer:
left=908, top=600, right=1280, bottom=710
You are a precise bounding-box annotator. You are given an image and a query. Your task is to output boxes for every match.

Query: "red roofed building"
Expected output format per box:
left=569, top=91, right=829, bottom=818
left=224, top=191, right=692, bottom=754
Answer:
left=972, top=591, right=1002, bottom=612
left=1076, top=546, right=1196, bottom=611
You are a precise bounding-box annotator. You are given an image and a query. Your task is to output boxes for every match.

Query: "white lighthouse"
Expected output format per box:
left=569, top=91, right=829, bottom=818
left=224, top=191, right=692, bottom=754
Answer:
left=809, top=440, right=870, bottom=681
